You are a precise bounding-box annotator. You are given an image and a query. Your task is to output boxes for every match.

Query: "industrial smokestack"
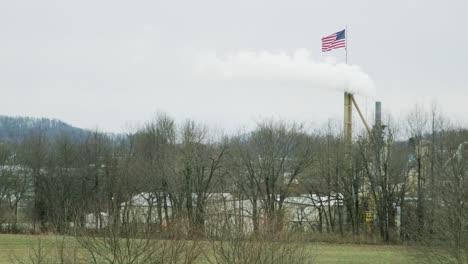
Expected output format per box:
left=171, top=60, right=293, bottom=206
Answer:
left=375, top=101, right=382, bottom=141
left=344, top=92, right=353, bottom=144
left=375, top=101, right=381, bottom=129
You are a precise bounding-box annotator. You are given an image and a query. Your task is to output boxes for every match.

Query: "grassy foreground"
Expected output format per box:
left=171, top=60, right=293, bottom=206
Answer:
left=0, top=234, right=414, bottom=264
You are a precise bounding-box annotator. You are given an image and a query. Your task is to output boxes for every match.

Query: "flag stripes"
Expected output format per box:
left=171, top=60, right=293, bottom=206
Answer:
left=321, top=29, right=346, bottom=52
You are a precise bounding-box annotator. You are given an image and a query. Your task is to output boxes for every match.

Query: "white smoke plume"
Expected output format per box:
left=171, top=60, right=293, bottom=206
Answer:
left=196, top=49, right=375, bottom=96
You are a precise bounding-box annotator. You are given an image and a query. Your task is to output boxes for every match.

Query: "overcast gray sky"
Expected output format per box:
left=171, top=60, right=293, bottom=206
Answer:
left=1, top=0, right=466, bottom=133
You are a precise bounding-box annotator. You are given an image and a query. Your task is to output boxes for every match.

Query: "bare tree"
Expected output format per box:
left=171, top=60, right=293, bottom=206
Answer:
left=301, top=121, right=344, bottom=234
left=132, top=113, right=177, bottom=231
left=0, top=142, right=32, bottom=232
left=21, top=129, right=49, bottom=232
left=177, top=120, right=227, bottom=237
left=406, top=105, right=431, bottom=239
left=357, top=117, right=410, bottom=242
left=231, top=121, right=314, bottom=233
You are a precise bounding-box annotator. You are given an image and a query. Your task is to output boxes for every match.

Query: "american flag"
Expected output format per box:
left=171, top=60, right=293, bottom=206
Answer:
left=321, top=29, right=346, bottom=52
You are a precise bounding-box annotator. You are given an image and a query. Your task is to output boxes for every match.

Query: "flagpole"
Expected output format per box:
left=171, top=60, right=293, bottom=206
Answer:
left=344, top=24, right=352, bottom=144
left=345, top=25, right=348, bottom=64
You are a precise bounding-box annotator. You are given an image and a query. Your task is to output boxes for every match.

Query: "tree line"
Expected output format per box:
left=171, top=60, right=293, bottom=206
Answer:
left=0, top=107, right=467, bottom=255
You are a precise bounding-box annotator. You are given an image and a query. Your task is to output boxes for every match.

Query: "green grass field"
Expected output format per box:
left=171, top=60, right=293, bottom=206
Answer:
left=314, top=243, right=414, bottom=264
left=0, top=234, right=415, bottom=264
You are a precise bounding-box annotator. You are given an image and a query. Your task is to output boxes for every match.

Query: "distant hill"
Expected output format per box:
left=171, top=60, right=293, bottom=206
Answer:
left=0, top=116, right=89, bottom=142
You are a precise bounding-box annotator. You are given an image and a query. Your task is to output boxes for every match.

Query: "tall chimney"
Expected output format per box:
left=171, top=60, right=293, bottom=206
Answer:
left=344, top=92, right=353, bottom=144
left=375, top=101, right=382, bottom=140
left=375, top=101, right=381, bottom=128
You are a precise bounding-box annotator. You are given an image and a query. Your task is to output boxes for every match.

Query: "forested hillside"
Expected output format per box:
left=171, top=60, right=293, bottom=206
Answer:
left=0, top=116, right=89, bottom=142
